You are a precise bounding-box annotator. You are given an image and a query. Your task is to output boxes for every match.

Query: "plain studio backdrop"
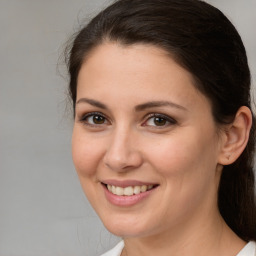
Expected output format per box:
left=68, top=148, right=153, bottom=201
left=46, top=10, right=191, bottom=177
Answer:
left=0, top=0, right=255, bottom=255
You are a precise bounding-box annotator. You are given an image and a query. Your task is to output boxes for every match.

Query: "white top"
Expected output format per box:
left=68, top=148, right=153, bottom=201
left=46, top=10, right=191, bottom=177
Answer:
left=238, top=241, right=256, bottom=256
left=100, top=241, right=124, bottom=256
left=100, top=240, right=256, bottom=256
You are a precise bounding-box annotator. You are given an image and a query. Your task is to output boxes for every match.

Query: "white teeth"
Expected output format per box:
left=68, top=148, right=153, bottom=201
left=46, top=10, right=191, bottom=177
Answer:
left=134, top=186, right=141, bottom=195
left=141, top=185, right=147, bottom=192
left=106, top=184, right=155, bottom=196
left=124, top=186, right=133, bottom=196
left=115, top=187, right=124, bottom=196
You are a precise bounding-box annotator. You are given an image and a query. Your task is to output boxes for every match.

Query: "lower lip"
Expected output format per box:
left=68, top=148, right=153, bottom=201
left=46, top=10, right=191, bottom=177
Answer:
left=102, top=184, right=157, bottom=207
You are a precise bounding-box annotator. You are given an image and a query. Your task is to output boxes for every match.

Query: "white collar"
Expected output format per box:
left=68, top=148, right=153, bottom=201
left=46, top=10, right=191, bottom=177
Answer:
left=237, top=241, right=256, bottom=256
left=100, top=241, right=124, bottom=256
left=101, top=240, right=256, bottom=256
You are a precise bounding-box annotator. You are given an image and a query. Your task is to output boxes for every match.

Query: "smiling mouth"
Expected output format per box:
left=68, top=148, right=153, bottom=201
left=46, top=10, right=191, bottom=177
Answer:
left=102, top=183, right=158, bottom=196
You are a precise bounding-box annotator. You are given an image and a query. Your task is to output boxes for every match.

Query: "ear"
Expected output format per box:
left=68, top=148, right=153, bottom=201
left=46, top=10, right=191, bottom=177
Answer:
left=218, top=106, right=252, bottom=165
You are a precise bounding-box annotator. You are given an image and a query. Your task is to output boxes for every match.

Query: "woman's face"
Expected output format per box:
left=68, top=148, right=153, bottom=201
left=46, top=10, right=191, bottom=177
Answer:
left=72, top=43, right=224, bottom=238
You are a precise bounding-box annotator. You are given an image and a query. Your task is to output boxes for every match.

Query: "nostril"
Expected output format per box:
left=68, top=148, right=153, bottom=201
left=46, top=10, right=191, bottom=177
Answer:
left=103, top=150, right=143, bottom=172
left=103, top=136, right=143, bottom=172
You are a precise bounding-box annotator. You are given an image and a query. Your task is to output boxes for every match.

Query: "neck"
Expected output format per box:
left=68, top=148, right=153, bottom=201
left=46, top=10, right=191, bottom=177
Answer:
left=122, top=212, right=245, bottom=256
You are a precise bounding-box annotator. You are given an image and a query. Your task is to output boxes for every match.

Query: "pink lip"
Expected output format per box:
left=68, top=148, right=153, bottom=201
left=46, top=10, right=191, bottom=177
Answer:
left=101, top=183, right=158, bottom=207
left=101, top=179, right=157, bottom=188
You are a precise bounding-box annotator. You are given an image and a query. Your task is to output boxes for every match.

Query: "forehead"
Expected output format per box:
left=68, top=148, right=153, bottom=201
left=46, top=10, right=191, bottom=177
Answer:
left=76, top=42, right=210, bottom=112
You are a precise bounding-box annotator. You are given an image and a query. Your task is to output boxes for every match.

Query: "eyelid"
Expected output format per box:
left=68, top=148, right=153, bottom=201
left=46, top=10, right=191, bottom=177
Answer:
left=78, top=111, right=110, bottom=126
left=77, top=111, right=176, bottom=128
left=142, top=113, right=177, bottom=127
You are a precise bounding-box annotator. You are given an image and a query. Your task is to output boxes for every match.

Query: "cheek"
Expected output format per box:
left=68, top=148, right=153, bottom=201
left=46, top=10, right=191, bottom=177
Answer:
left=147, top=128, right=218, bottom=180
left=146, top=132, right=219, bottom=223
left=71, top=130, right=105, bottom=207
left=72, top=129, right=103, bottom=177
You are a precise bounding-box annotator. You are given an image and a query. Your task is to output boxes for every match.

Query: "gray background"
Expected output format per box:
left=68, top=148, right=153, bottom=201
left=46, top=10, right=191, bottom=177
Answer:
left=0, top=0, right=255, bottom=255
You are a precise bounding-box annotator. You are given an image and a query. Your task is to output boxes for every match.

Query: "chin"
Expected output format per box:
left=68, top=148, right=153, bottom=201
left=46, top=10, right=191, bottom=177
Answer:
left=105, top=225, right=148, bottom=238
left=99, top=213, right=157, bottom=238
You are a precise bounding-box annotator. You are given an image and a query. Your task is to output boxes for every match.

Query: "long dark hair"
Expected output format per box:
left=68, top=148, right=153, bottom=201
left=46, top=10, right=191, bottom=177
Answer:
left=65, top=0, right=256, bottom=241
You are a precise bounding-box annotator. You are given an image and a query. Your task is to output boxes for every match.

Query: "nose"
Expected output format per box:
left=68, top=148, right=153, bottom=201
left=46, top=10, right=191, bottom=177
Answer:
left=103, top=127, right=143, bottom=172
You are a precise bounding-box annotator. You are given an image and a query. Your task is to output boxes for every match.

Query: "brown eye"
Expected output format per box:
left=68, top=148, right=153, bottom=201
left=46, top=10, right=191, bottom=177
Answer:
left=143, top=114, right=177, bottom=128
left=80, top=112, right=108, bottom=126
left=153, top=117, right=167, bottom=126
left=92, top=115, right=106, bottom=124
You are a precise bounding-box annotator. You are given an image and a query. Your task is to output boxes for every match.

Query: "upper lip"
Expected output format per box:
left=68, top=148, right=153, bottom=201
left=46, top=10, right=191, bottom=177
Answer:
left=101, top=179, right=158, bottom=188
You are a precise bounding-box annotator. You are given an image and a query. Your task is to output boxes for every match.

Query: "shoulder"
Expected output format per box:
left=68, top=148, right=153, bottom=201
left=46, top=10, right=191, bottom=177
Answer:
left=237, top=241, right=256, bottom=256
left=100, top=241, right=124, bottom=256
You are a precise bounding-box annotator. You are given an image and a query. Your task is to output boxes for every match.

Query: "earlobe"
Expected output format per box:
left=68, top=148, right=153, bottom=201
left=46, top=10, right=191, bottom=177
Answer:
left=218, top=106, right=252, bottom=166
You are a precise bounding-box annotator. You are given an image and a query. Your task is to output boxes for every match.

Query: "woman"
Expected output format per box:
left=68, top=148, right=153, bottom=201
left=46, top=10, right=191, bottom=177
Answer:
left=65, top=0, right=256, bottom=255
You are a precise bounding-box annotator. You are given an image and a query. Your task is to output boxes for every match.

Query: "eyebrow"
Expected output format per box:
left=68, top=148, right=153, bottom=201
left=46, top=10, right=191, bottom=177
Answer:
left=76, top=98, right=187, bottom=112
left=76, top=98, right=108, bottom=109
left=135, top=101, right=188, bottom=112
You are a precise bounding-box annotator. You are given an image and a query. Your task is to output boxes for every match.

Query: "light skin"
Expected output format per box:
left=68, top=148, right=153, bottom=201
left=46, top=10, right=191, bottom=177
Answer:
left=72, top=42, right=252, bottom=256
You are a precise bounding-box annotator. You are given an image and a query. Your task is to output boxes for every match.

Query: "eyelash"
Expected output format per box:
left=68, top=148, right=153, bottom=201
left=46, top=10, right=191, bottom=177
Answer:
left=79, top=112, right=177, bottom=128
left=142, top=113, right=177, bottom=128
left=79, top=112, right=110, bottom=127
